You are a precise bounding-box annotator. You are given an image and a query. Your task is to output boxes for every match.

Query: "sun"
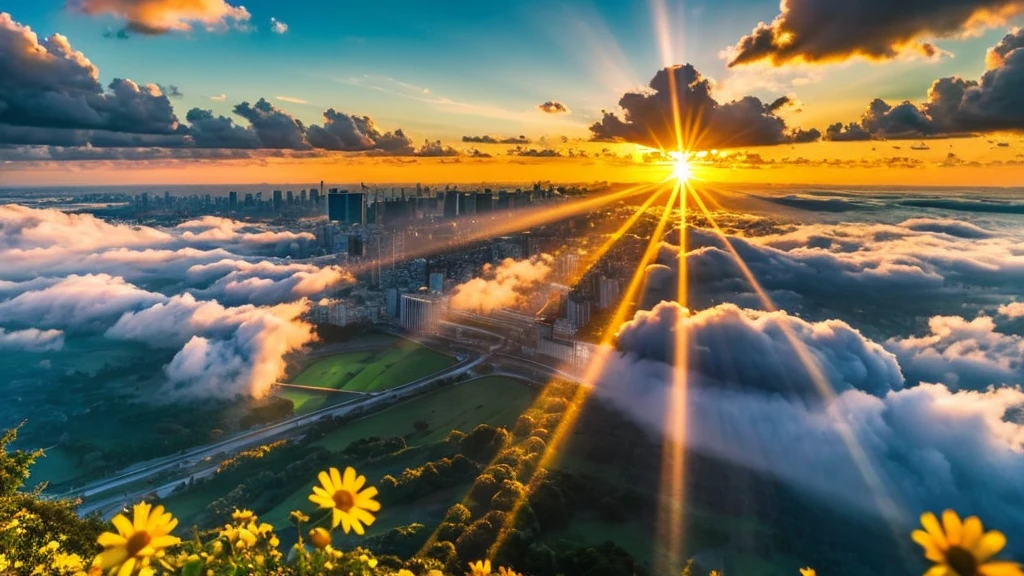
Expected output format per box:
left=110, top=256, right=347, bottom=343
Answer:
left=672, top=156, right=692, bottom=182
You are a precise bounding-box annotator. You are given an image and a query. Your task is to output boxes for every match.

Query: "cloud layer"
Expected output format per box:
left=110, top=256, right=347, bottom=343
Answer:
left=0, top=205, right=353, bottom=398
left=826, top=29, right=1024, bottom=139
left=727, top=0, right=1024, bottom=66
left=69, top=0, right=252, bottom=35
left=589, top=64, right=819, bottom=149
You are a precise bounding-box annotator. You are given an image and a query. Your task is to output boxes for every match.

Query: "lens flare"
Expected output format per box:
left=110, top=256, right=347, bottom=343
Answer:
left=672, top=156, right=692, bottom=182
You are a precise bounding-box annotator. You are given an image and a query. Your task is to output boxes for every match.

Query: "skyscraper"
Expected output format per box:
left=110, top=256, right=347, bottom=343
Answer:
left=327, top=191, right=366, bottom=225
left=228, top=191, right=238, bottom=209
left=273, top=190, right=283, bottom=211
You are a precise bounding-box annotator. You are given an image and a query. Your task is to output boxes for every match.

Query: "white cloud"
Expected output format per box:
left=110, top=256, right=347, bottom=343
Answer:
left=270, top=17, right=288, bottom=34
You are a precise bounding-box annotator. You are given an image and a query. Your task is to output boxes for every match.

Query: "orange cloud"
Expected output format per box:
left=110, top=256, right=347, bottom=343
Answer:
left=70, top=0, right=252, bottom=35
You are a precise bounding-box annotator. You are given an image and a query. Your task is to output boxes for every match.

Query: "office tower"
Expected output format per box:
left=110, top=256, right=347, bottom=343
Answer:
left=400, top=293, right=443, bottom=333
left=286, top=190, right=294, bottom=205
left=327, top=191, right=366, bottom=225
left=567, top=298, right=591, bottom=328
left=443, top=192, right=458, bottom=218
left=244, top=193, right=254, bottom=207
left=475, top=192, right=493, bottom=213
left=228, top=191, right=238, bottom=209
left=300, top=190, right=307, bottom=203
left=598, top=276, right=621, bottom=309
left=273, top=190, right=283, bottom=211
left=429, top=272, right=444, bottom=293
left=457, top=192, right=475, bottom=215
left=310, top=188, right=320, bottom=206
left=348, top=234, right=364, bottom=257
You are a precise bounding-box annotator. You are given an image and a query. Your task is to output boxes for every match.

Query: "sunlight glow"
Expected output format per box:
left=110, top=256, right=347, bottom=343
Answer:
left=672, top=156, right=693, bottom=182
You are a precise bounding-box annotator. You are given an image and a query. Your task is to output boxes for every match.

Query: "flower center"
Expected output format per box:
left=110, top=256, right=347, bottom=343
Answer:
left=332, top=489, right=355, bottom=512
left=125, top=530, right=152, bottom=558
left=946, top=546, right=979, bottom=576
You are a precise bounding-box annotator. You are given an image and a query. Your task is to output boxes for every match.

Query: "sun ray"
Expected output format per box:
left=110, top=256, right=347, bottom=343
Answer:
left=487, top=183, right=682, bottom=559
left=687, top=183, right=910, bottom=541
left=414, top=184, right=671, bottom=558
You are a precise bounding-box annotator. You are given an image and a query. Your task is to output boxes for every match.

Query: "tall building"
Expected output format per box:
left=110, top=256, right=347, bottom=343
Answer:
left=328, top=191, right=366, bottom=225
left=273, top=190, right=283, bottom=211
left=348, top=234, right=364, bottom=257
left=286, top=190, right=294, bottom=205
left=228, top=191, right=238, bottom=209
left=475, top=192, right=493, bottom=213
left=457, top=192, right=475, bottom=215
left=598, top=276, right=621, bottom=309
left=567, top=299, right=591, bottom=329
left=400, top=293, right=444, bottom=333
left=429, top=272, right=444, bottom=293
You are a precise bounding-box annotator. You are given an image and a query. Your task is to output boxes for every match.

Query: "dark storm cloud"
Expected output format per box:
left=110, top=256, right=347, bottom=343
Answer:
left=0, top=14, right=180, bottom=134
left=184, top=108, right=259, bottom=148
left=305, top=109, right=413, bottom=153
left=537, top=100, right=570, bottom=114
left=461, top=135, right=531, bottom=145
left=589, top=65, right=817, bottom=149
left=232, top=98, right=309, bottom=150
left=827, top=30, right=1024, bottom=139
left=158, top=84, right=183, bottom=98
left=726, top=0, right=1024, bottom=67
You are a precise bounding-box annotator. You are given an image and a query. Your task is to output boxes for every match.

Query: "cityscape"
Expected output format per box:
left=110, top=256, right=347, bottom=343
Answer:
left=4, top=1, right=1024, bottom=576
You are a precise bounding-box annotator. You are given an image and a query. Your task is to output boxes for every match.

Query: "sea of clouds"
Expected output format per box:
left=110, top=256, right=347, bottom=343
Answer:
left=0, top=205, right=353, bottom=398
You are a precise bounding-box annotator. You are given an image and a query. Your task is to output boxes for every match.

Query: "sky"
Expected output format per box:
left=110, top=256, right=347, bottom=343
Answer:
left=2, top=0, right=1024, bottom=186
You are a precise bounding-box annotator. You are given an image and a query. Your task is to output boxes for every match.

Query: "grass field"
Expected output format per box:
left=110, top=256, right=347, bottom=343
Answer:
left=275, top=388, right=363, bottom=416
left=261, top=376, right=538, bottom=528
left=291, top=341, right=455, bottom=393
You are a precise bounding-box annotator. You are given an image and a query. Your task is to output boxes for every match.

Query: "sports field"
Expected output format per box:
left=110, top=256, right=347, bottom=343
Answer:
left=291, top=340, right=455, bottom=393
left=261, top=375, right=537, bottom=528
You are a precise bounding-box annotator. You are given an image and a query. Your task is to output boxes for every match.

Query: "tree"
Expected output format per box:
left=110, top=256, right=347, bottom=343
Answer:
left=0, top=425, right=38, bottom=496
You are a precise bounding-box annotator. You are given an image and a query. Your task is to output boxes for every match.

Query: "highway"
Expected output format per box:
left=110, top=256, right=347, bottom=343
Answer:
left=74, top=353, right=485, bottom=517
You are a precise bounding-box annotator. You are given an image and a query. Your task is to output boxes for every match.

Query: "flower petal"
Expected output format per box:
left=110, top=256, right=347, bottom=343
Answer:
left=962, top=516, right=984, bottom=551
left=98, top=547, right=128, bottom=569
left=352, top=473, right=366, bottom=492
left=979, top=561, right=1024, bottom=576
left=318, top=470, right=333, bottom=491
left=133, top=503, right=151, bottom=531
left=924, top=566, right=950, bottom=576
left=358, top=486, right=378, bottom=500
left=912, top=530, right=946, bottom=563
left=353, top=507, right=376, bottom=527
left=111, top=514, right=133, bottom=537
left=975, top=531, right=1007, bottom=562
left=342, top=466, right=356, bottom=488
left=351, top=517, right=365, bottom=536
left=332, top=508, right=343, bottom=529
left=312, top=486, right=330, bottom=499
left=309, top=494, right=333, bottom=508
left=97, top=532, right=127, bottom=548
left=921, top=512, right=948, bottom=551
left=147, top=506, right=166, bottom=532
left=117, top=557, right=136, bottom=576
left=340, top=511, right=352, bottom=534
left=150, top=535, right=180, bottom=549
left=942, top=510, right=963, bottom=546
left=358, top=496, right=381, bottom=512
left=330, top=467, right=343, bottom=490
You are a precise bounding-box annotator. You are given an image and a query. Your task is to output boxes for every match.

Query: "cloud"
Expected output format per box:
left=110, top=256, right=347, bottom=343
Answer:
left=589, top=65, right=817, bottom=149
left=886, top=315, right=1024, bottom=390
left=210, top=94, right=227, bottom=101
left=232, top=98, right=308, bottom=149
left=537, top=100, right=570, bottom=114
left=0, top=14, right=180, bottom=134
left=0, top=327, right=65, bottom=352
left=158, top=84, right=183, bottom=98
left=827, top=30, right=1024, bottom=138
left=998, top=302, right=1024, bottom=318
left=595, top=302, right=1024, bottom=536
left=616, top=301, right=903, bottom=397
left=275, top=96, right=306, bottom=105
left=0, top=205, right=348, bottom=398
left=306, top=109, right=413, bottom=153
left=69, top=0, right=252, bottom=35
left=184, top=107, right=259, bottom=148
left=414, top=139, right=458, bottom=157
left=450, top=255, right=553, bottom=313
left=726, top=0, right=1024, bottom=67
left=269, top=17, right=287, bottom=34
left=461, top=135, right=531, bottom=145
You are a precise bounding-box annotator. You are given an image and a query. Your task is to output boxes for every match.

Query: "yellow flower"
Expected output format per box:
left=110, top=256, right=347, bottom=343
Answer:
left=397, top=570, right=415, bottom=576
left=498, top=567, right=522, bottom=576
left=359, top=554, right=378, bottom=568
left=220, top=524, right=257, bottom=550
left=231, top=509, right=256, bottom=523
left=289, top=511, right=309, bottom=524
left=309, top=527, right=332, bottom=549
left=800, top=569, right=816, bottom=576
left=468, top=559, right=492, bottom=576
left=912, top=510, right=1024, bottom=576
left=324, top=561, right=334, bottom=570
left=94, top=502, right=180, bottom=576
left=308, top=466, right=381, bottom=535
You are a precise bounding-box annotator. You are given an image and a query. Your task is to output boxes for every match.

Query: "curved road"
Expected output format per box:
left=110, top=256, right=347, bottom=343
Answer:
left=75, top=354, right=484, bottom=517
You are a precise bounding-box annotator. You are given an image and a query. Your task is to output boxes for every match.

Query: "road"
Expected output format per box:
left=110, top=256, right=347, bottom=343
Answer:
left=74, top=353, right=485, bottom=517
